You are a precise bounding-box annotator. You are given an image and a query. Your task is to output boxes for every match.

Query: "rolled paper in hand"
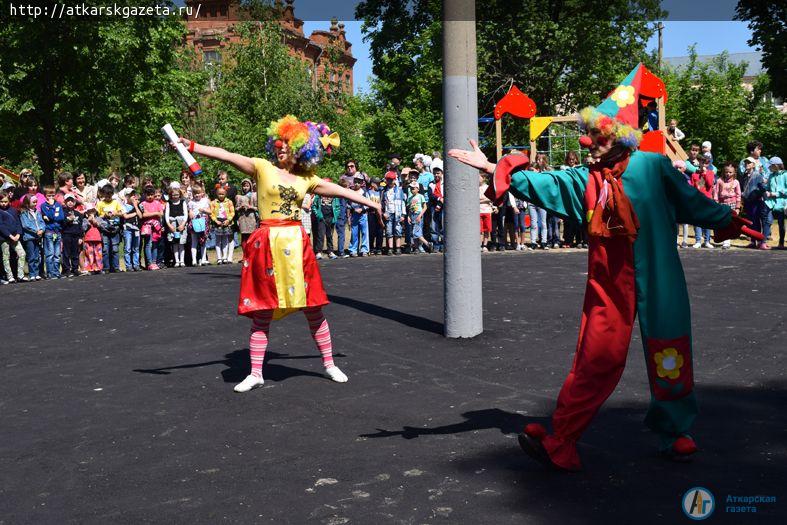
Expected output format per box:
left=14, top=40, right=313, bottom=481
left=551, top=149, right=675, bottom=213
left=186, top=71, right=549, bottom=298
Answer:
left=161, top=123, right=202, bottom=176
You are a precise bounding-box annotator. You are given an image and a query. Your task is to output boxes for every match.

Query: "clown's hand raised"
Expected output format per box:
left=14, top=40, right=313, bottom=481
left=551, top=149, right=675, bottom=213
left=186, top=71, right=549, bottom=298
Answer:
left=448, top=139, right=496, bottom=174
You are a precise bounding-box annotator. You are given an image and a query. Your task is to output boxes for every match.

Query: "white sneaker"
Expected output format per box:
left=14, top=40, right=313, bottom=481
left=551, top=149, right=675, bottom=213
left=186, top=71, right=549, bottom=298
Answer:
left=316, top=253, right=323, bottom=260
left=692, top=242, right=702, bottom=249
left=722, top=240, right=731, bottom=249
left=325, top=366, right=348, bottom=383
left=703, top=242, right=714, bottom=249
left=234, top=374, right=264, bottom=392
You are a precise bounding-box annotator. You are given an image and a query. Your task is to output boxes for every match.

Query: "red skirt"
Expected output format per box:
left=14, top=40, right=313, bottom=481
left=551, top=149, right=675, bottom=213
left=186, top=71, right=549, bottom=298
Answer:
left=237, top=219, right=329, bottom=319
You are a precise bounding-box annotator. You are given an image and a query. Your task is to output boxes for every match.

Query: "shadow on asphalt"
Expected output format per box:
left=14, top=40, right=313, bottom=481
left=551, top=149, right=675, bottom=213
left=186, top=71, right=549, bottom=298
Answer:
left=185, top=271, right=241, bottom=279
left=362, top=382, right=787, bottom=524
left=359, top=408, right=540, bottom=439
left=133, top=349, right=347, bottom=383
left=329, top=294, right=444, bottom=335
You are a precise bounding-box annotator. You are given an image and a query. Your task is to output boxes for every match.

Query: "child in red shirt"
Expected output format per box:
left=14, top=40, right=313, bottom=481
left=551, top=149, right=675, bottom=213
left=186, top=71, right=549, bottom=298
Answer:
left=690, top=157, right=716, bottom=248
left=82, top=207, right=103, bottom=274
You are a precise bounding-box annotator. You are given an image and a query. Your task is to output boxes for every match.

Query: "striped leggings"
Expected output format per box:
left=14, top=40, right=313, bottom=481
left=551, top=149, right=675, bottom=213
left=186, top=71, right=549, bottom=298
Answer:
left=248, top=307, right=334, bottom=378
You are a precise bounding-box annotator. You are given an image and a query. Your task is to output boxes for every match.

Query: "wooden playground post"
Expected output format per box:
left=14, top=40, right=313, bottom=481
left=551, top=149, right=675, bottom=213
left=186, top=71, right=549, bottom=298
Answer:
left=530, top=114, right=578, bottom=160
left=495, top=119, right=503, bottom=160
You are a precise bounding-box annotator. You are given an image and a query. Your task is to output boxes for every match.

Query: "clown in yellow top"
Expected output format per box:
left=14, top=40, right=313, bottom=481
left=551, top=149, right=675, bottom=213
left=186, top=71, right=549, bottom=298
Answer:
left=174, top=115, right=381, bottom=393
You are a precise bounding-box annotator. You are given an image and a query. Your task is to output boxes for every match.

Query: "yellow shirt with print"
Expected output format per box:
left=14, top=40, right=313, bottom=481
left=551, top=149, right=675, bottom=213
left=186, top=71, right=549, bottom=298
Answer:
left=252, top=158, right=321, bottom=221
left=95, top=199, right=124, bottom=218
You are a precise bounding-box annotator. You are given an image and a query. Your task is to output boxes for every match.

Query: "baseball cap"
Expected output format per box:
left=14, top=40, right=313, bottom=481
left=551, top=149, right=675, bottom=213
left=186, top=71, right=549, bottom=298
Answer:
left=702, top=141, right=712, bottom=149
left=63, top=194, right=76, bottom=201
left=769, top=156, right=782, bottom=165
left=384, top=171, right=397, bottom=180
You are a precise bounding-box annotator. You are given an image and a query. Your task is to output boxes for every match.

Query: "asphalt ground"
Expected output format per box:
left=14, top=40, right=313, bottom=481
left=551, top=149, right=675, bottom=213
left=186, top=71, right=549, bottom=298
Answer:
left=1, top=248, right=785, bottom=524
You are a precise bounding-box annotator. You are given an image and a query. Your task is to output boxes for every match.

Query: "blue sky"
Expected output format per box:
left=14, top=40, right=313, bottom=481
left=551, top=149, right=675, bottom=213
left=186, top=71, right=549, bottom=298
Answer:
left=308, top=21, right=757, bottom=96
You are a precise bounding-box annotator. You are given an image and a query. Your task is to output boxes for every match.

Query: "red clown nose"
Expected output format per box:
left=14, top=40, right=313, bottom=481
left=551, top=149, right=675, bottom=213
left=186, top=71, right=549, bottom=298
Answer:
left=579, top=135, right=593, bottom=148
left=274, top=139, right=284, bottom=148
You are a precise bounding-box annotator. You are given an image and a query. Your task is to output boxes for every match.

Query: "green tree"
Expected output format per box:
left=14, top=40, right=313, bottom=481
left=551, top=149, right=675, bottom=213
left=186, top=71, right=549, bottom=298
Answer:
left=735, top=0, right=787, bottom=100
left=661, top=48, right=784, bottom=163
left=356, top=0, right=663, bottom=153
left=0, top=0, right=206, bottom=184
left=747, top=74, right=787, bottom=159
left=165, top=20, right=345, bottom=184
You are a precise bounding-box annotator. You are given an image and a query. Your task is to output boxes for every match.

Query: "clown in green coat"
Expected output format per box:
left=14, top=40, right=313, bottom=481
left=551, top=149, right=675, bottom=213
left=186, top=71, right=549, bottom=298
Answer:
left=449, top=64, right=761, bottom=471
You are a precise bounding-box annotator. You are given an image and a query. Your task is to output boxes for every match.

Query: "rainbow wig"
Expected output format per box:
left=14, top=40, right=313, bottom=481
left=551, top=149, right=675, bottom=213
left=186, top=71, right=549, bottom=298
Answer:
left=265, top=115, right=331, bottom=171
left=578, top=107, right=643, bottom=150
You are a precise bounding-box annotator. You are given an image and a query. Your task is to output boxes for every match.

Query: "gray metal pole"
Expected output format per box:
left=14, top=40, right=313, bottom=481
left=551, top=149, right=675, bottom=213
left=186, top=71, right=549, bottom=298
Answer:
left=443, top=0, right=483, bottom=338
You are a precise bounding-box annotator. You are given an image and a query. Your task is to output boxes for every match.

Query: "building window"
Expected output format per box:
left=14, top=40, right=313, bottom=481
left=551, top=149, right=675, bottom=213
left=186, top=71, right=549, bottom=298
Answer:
left=204, top=50, right=222, bottom=65
left=204, top=50, right=222, bottom=91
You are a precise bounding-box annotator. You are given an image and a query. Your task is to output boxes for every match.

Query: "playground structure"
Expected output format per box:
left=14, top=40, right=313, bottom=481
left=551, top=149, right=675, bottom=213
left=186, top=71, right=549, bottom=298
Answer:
left=492, top=64, right=688, bottom=164
left=0, top=166, right=20, bottom=184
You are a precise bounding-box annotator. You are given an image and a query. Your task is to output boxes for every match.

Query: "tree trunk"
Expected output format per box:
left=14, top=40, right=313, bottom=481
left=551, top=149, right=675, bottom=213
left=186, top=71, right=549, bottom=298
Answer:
left=37, top=119, right=55, bottom=186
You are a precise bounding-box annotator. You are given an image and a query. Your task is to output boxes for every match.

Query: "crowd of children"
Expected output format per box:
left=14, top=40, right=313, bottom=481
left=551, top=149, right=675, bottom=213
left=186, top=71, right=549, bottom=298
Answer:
left=1, top=140, right=785, bottom=284
left=476, top=141, right=786, bottom=252
left=0, top=169, right=257, bottom=283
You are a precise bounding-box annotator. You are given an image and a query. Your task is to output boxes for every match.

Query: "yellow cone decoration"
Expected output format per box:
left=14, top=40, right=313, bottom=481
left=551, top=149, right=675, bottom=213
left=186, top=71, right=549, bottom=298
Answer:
left=529, top=116, right=554, bottom=141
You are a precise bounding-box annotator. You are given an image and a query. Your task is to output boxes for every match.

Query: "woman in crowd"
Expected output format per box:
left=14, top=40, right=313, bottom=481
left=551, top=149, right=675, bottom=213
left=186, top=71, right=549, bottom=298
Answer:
left=73, top=172, right=94, bottom=210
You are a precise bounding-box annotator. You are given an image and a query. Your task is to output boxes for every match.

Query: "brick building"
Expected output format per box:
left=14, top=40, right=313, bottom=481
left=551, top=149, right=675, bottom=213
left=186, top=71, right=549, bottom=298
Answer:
left=184, top=0, right=356, bottom=95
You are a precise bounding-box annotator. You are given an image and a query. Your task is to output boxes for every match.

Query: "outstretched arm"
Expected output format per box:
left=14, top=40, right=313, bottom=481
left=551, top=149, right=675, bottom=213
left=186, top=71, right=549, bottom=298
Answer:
left=663, top=156, right=730, bottom=229
left=448, top=139, right=497, bottom=174
left=449, top=139, right=587, bottom=223
left=313, top=180, right=380, bottom=212
left=175, top=137, right=255, bottom=177
left=314, top=179, right=382, bottom=224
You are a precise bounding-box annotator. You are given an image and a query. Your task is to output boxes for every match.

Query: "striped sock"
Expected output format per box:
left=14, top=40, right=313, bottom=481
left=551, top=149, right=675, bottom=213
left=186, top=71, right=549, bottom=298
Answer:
left=249, top=311, right=273, bottom=378
left=304, top=307, right=334, bottom=368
